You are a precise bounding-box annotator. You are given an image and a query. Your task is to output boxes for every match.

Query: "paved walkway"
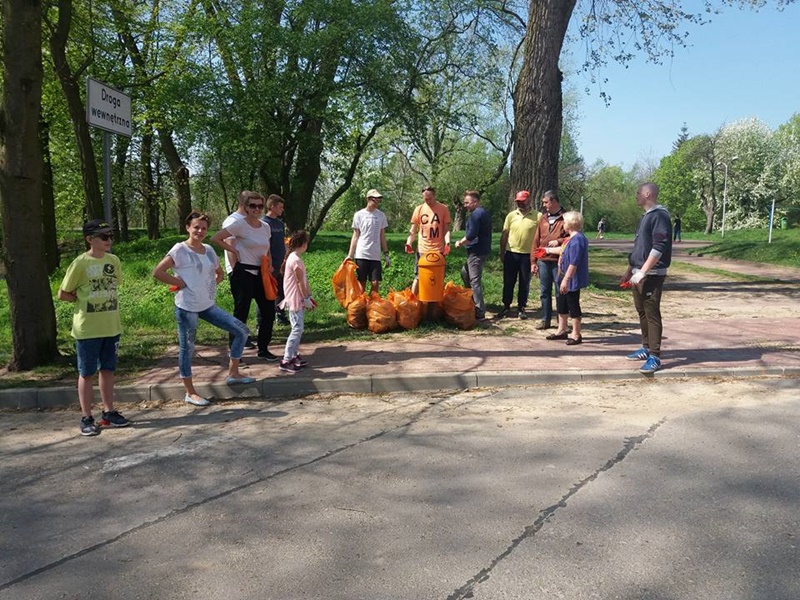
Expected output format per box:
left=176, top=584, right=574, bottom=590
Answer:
left=2, top=241, right=799, bottom=409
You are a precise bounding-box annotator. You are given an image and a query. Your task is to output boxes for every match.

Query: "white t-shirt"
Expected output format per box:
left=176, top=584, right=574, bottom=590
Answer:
left=168, top=242, right=220, bottom=312
left=351, top=208, right=388, bottom=261
left=225, top=217, right=271, bottom=275
left=222, top=212, right=245, bottom=274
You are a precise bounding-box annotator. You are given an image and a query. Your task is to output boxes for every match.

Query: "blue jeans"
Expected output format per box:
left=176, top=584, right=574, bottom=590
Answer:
left=76, top=335, right=121, bottom=377
left=176, top=305, right=249, bottom=379
left=537, top=260, right=560, bottom=324
left=283, top=309, right=305, bottom=361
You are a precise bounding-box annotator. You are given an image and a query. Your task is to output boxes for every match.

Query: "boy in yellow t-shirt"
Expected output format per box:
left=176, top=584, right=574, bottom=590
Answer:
left=59, top=219, right=130, bottom=436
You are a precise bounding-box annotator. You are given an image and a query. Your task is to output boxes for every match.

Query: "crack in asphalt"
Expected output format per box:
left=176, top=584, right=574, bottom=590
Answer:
left=447, top=417, right=667, bottom=600
left=0, top=396, right=452, bottom=592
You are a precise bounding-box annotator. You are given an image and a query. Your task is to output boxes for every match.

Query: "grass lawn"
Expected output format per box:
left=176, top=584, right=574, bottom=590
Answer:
left=0, top=226, right=794, bottom=387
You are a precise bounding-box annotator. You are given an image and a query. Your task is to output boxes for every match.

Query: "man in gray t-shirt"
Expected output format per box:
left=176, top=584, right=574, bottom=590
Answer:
left=346, top=189, right=390, bottom=294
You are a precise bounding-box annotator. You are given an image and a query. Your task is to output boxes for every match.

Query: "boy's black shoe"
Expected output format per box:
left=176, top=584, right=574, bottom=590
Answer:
left=80, top=416, right=100, bottom=436
left=100, top=410, right=130, bottom=428
left=257, top=350, right=279, bottom=361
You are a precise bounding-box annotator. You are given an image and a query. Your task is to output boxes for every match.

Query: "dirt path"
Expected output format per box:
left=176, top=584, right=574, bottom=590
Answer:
left=580, top=239, right=800, bottom=321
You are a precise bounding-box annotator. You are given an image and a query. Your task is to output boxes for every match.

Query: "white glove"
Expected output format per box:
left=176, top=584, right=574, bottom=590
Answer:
left=303, top=296, right=316, bottom=310
left=383, top=252, right=391, bottom=268
left=629, top=271, right=646, bottom=285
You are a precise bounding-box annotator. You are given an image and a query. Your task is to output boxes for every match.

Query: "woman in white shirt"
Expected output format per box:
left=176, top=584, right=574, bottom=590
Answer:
left=154, top=211, right=254, bottom=406
left=210, top=191, right=277, bottom=360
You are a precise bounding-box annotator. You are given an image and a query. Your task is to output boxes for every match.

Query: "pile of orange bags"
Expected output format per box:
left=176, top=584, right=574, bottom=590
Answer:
left=441, top=282, right=476, bottom=330
left=333, top=260, right=474, bottom=332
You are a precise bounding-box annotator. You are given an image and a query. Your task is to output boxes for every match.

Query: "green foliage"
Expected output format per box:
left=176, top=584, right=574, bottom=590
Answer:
left=581, top=162, right=641, bottom=233
left=689, top=227, right=800, bottom=268
left=653, top=147, right=706, bottom=231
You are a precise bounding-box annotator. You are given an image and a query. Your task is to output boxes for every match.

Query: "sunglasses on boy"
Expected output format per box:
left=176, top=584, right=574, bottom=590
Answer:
left=248, top=203, right=264, bottom=210
left=94, top=233, right=114, bottom=241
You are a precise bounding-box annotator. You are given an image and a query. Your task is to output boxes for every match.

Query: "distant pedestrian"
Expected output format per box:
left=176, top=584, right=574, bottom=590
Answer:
left=455, top=190, right=492, bottom=320
left=673, top=214, right=682, bottom=242
left=596, top=216, right=607, bottom=239
left=279, top=230, right=315, bottom=374
left=58, top=219, right=130, bottom=436
left=544, top=211, right=589, bottom=345
left=153, top=211, right=253, bottom=407
left=498, top=190, right=539, bottom=319
left=622, top=182, right=672, bottom=374
left=347, top=189, right=390, bottom=295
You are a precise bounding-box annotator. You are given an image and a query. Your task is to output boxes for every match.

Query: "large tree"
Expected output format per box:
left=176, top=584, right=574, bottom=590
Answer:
left=46, top=0, right=104, bottom=219
left=1, top=0, right=60, bottom=370
left=510, top=0, right=796, bottom=203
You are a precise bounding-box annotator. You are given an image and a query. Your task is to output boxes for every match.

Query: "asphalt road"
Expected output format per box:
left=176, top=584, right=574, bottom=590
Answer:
left=2, top=377, right=799, bottom=599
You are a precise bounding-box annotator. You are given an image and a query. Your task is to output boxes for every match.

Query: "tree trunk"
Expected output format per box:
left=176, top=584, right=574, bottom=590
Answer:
left=113, top=135, right=130, bottom=241
left=48, top=0, right=104, bottom=219
left=40, top=115, right=59, bottom=274
left=0, top=0, right=60, bottom=370
left=286, top=117, right=324, bottom=232
left=702, top=191, right=714, bottom=235
left=452, top=193, right=465, bottom=232
left=158, top=129, right=192, bottom=229
left=511, top=0, right=576, bottom=202
left=141, top=129, right=160, bottom=239
left=109, top=2, right=193, bottom=232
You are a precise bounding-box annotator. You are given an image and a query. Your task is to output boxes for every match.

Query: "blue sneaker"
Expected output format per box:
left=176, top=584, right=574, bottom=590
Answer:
left=626, top=347, right=650, bottom=361
left=639, top=355, right=662, bottom=374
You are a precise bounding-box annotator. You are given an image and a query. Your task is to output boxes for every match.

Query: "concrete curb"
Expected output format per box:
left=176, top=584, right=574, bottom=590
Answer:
left=2, top=366, right=798, bottom=410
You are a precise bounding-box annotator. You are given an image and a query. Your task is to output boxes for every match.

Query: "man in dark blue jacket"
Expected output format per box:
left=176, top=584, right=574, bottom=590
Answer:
left=621, top=182, right=672, bottom=374
left=455, top=190, right=492, bottom=320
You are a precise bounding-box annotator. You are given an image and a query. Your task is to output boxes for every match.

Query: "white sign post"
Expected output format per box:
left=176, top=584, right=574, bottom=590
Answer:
left=86, top=78, right=132, bottom=223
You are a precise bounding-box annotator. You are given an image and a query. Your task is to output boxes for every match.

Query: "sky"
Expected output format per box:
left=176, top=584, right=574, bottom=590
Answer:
left=567, top=2, right=800, bottom=171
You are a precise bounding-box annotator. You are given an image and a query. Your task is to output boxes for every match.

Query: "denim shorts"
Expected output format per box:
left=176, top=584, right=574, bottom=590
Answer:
left=76, top=335, right=121, bottom=377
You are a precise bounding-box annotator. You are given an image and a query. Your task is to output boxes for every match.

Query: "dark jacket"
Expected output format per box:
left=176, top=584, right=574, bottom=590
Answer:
left=464, top=206, right=492, bottom=256
left=629, top=205, right=672, bottom=274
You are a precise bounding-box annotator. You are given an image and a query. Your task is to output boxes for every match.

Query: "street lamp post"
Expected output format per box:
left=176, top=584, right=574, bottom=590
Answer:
left=718, top=156, right=738, bottom=238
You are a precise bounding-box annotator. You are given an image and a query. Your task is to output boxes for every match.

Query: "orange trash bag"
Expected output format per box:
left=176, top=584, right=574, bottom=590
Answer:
left=260, top=255, right=279, bottom=301
left=441, top=281, right=476, bottom=330
left=367, top=292, right=397, bottom=334
left=332, top=259, right=362, bottom=308
left=388, top=288, right=423, bottom=330
left=347, top=293, right=368, bottom=329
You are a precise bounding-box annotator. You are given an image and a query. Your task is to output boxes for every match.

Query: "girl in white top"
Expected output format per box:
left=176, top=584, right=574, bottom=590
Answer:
left=210, top=191, right=277, bottom=361
left=154, top=212, right=254, bottom=406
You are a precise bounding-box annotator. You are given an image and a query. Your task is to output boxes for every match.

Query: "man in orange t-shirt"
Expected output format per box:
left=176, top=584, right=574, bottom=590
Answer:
left=405, top=186, right=451, bottom=295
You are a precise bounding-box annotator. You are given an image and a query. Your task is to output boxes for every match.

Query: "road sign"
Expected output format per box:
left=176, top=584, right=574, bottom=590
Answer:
left=86, top=77, right=132, bottom=138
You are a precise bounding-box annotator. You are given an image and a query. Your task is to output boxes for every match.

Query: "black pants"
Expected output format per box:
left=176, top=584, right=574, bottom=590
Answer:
left=229, top=266, right=275, bottom=352
left=502, top=251, right=531, bottom=310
